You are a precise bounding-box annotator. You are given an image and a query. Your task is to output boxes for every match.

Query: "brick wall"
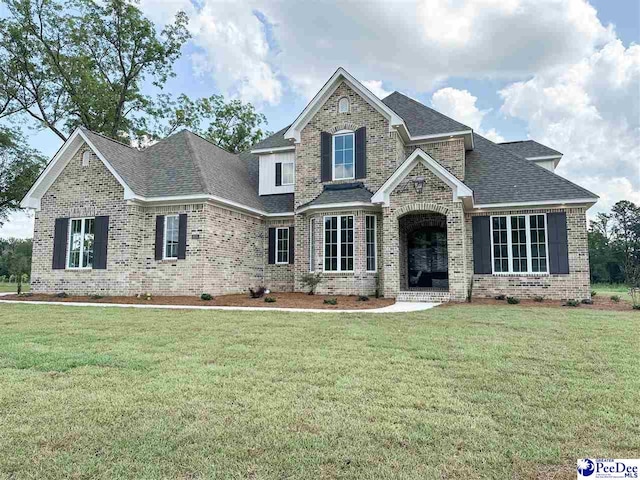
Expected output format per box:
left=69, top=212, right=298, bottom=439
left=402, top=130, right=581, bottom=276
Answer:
left=264, top=218, right=295, bottom=292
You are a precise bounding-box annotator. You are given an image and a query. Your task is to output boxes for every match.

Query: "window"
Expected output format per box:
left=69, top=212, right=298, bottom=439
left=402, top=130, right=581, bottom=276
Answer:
left=491, top=214, right=548, bottom=274
left=281, top=162, right=294, bottom=185
left=309, top=218, right=316, bottom=272
left=324, top=215, right=353, bottom=271
left=164, top=215, right=179, bottom=259
left=338, top=97, right=350, bottom=113
left=67, top=218, right=94, bottom=269
left=82, top=151, right=91, bottom=167
left=365, top=215, right=376, bottom=272
left=276, top=227, right=289, bottom=264
left=333, top=132, right=354, bottom=180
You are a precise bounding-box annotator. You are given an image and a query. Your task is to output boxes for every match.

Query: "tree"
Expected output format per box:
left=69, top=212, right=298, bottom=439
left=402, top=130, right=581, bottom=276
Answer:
left=610, top=200, right=640, bottom=283
left=148, top=94, right=270, bottom=153
left=0, top=0, right=190, bottom=142
left=0, top=237, right=33, bottom=279
left=0, top=128, right=46, bottom=225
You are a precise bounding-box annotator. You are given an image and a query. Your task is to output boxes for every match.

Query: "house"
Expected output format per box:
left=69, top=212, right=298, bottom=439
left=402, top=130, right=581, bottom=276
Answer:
left=21, top=68, right=598, bottom=302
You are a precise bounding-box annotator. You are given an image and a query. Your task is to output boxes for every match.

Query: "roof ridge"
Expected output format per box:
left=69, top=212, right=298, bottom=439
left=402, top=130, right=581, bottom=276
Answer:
left=382, top=91, right=472, bottom=132
left=181, top=131, right=211, bottom=195
left=497, top=140, right=532, bottom=144
left=81, top=127, right=136, bottom=150
left=182, top=129, right=237, bottom=156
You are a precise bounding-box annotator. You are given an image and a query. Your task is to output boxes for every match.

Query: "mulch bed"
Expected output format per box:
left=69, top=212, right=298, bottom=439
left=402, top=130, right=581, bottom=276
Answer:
left=2, top=292, right=395, bottom=310
left=450, top=296, right=638, bottom=312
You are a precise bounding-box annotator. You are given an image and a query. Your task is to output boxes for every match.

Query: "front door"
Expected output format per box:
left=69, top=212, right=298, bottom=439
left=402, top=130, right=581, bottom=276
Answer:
left=407, top=227, right=448, bottom=289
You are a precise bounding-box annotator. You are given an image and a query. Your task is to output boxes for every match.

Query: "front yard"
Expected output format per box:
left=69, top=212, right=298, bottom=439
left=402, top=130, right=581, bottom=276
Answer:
left=0, top=303, right=638, bottom=479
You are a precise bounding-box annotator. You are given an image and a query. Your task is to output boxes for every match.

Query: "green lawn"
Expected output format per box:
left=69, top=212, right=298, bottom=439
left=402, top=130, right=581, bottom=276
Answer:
left=0, top=304, right=638, bottom=479
left=592, top=283, right=633, bottom=302
left=0, top=282, right=30, bottom=293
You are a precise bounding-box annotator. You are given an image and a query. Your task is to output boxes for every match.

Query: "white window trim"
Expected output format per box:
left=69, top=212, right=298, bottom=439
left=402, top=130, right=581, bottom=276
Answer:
left=66, top=217, right=94, bottom=270
left=490, top=213, right=550, bottom=275
left=323, top=215, right=354, bottom=272
left=163, top=214, right=179, bottom=260
left=332, top=131, right=355, bottom=181
left=365, top=215, right=377, bottom=272
left=281, top=161, right=295, bottom=186
left=275, top=227, right=289, bottom=264
left=309, top=218, right=316, bottom=272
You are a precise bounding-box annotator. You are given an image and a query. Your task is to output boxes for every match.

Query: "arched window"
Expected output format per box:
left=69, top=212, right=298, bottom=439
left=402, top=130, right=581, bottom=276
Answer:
left=338, top=97, right=350, bottom=113
left=82, top=151, right=91, bottom=167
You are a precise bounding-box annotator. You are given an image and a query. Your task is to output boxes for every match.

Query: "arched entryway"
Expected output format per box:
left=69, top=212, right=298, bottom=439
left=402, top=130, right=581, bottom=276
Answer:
left=399, top=212, right=449, bottom=291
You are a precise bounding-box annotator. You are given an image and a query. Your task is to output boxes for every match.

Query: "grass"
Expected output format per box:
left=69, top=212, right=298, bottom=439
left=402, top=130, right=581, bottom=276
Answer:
left=0, top=303, right=638, bottom=479
left=0, top=282, right=30, bottom=293
left=592, top=283, right=632, bottom=301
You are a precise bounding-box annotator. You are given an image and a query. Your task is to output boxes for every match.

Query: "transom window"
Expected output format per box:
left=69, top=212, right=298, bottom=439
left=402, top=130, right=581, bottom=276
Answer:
left=281, top=162, right=294, bottom=185
left=366, top=215, right=377, bottom=272
left=164, top=215, right=179, bottom=259
left=332, top=132, right=354, bottom=180
left=67, top=217, right=94, bottom=269
left=324, top=215, right=354, bottom=271
left=276, top=227, right=289, bottom=264
left=491, top=214, right=548, bottom=274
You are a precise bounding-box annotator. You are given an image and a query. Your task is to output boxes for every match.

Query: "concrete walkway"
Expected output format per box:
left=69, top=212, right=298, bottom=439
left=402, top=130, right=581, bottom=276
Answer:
left=0, top=297, right=439, bottom=314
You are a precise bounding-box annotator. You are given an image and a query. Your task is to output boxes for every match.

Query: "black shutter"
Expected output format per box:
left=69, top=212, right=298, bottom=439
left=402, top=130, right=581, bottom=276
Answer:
left=355, top=127, right=366, bottom=179
left=178, top=214, right=187, bottom=260
left=155, top=215, right=165, bottom=260
left=472, top=216, right=492, bottom=274
left=93, top=216, right=109, bottom=269
left=320, top=131, right=332, bottom=182
left=275, top=162, right=282, bottom=186
left=548, top=212, right=569, bottom=274
left=288, top=227, right=295, bottom=264
left=52, top=218, right=69, bottom=269
left=268, top=228, right=276, bottom=264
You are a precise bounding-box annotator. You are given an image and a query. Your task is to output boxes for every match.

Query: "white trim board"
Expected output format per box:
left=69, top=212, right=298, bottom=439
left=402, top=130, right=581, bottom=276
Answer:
left=250, top=145, right=295, bottom=154
left=296, top=201, right=379, bottom=214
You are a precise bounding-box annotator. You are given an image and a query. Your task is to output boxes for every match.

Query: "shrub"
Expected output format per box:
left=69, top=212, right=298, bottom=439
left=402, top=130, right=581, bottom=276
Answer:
left=21, top=273, right=29, bottom=284
left=301, top=273, right=323, bottom=295
left=264, top=296, right=276, bottom=303
left=507, top=297, right=520, bottom=305
left=200, top=293, right=213, bottom=301
left=495, top=294, right=506, bottom=301
left=564, top=299, right=580, bottom=307
left=611, top=295, right=621, bottom=303
left=581, top=298, right=593, bottom=305
left=533, top=296, right=544, bottom=302
left=357, top=295, right=369, bottom=302
left=323, top=297, right=338, bottom=305
left=55, top=292, right=69, bottom=298
left=633, top=305, right=640, bottom=310
left=249, top=286, right=267, bottom=298
left=591, top=290, right=597, bottom=297
left=89, top=294, right=103, bottom=300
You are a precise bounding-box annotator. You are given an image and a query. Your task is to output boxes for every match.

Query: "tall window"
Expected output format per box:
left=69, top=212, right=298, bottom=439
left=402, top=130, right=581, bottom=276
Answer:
left=366, top=215, right=376, bottom=272
left=324, top=215, right=353, bottom=271
left=68, top=218, right=94, bottom=269
left=281, top=162, right=294, bottom=185
left=164, top=215, right=179, bottom=259
left=276, top=227, right=289, bottom=264
left=491, top=214, right=548, bottom=274
left=333, top=132, right=354, bottom=180
left=309, top=218, right=316, bottom=272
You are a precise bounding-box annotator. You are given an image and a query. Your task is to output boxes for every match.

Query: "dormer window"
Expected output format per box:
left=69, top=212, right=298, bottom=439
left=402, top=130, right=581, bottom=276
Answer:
left=333, top=131, right=354, bottom=180
left=82, top=151, right=91, bottom=167
left=338, top=97, right=350, bottom=113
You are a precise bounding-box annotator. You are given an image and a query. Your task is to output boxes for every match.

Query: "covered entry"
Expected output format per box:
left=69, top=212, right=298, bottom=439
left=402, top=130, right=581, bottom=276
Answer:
left=399, top=212, right=448, bottom=291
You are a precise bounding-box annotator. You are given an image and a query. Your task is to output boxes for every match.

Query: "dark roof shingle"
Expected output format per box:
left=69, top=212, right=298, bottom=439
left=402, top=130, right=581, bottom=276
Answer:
left=250, top=125, right=293, bottom=150
left=498, top=140, right=562, bottom=158
left=301, top=182, right=373, bottom=208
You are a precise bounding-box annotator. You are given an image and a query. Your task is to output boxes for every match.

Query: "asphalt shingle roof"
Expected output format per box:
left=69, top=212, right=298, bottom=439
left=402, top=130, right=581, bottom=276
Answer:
left=382, top=92, right=471, bottom=136
left=498, top=140, right=562, bottom=158
left=250, top=125, right=293, bottom=150
left=301, top=182, right=373, bottom=207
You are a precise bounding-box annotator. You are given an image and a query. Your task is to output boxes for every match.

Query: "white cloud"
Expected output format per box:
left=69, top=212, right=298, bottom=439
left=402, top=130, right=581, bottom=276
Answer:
left=362, top=80, right=392, bottom=99
left=431, top=87, right=505, bottom=142
left=0, top=211, right=34, bottom=239
left=499, top=39, right=640, bottom=215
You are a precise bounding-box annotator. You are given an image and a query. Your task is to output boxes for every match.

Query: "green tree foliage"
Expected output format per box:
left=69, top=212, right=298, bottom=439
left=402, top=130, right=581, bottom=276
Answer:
left=589, top=200, right=640, bottom=284
left=0, top=237, right=33, bottom=279
left=0, top=128, right=46, bottom=225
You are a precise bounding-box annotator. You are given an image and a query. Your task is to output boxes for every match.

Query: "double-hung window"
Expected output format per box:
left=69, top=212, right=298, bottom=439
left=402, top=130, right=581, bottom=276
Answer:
left=281, top=162, right=294, bottom=185
left=332, top=132, right=354, bottom=180
left=491, top=214, right=548, bottom=274
left=324, top=215, right=354, bottom=271
left=276, top=227, right=289, bottom=264
left=164, top=215, right=180, bottom=259
left=67, top=218, right=95, bottom=269
left=365, top=215, right=376, bottom=272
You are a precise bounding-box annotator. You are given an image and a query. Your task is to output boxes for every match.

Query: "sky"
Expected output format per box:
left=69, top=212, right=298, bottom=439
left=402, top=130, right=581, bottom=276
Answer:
left=1, top=0, right=639, bottom=238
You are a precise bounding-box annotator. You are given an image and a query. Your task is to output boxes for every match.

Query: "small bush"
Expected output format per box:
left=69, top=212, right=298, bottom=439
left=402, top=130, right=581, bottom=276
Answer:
left=507, top=296, right=520, bottom=305
left=89, top=294, right=103, bottom=300
left=301, top=273, right=323, bottom=295
left=533, top=295, right=544, bottom=302
left=357, top=295, right=369, bottom=302
left=610, top=295, right=621, bottom=303
left=591, top=290, right=597, bottom=297
left=21, top=273, right=29, bottom=284
left=495, top=294, right=506, bottom=301
left=264, top=296, right=276, bottom=303
left=581, top=298, right=593, bottom=305
left=323, top=297, right=338, bottom=305
left=200, top=293, right=213, bottom=301
left=249, top=286, right=267, bottom=298
left=633, top=305, right=640, bottom=310
left=55, top=292, right=69, bottom=298
left=564, top=299, right=580, bottom=307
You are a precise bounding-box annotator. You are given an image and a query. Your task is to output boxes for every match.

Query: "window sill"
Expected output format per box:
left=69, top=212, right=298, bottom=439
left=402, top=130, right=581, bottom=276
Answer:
left=490, top=273, right=550, bottom=277
left=65, top=268, right=93, bottom=271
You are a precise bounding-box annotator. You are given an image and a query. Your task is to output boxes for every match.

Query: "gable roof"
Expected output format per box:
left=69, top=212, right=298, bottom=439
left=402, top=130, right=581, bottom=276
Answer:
left=466, top=134, right=597, bottom=206
left=250, top=125, right=294, bottom=152
left=498, top=140, right=562, bottom=159
left=298, top=182, right=374, bottom=212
